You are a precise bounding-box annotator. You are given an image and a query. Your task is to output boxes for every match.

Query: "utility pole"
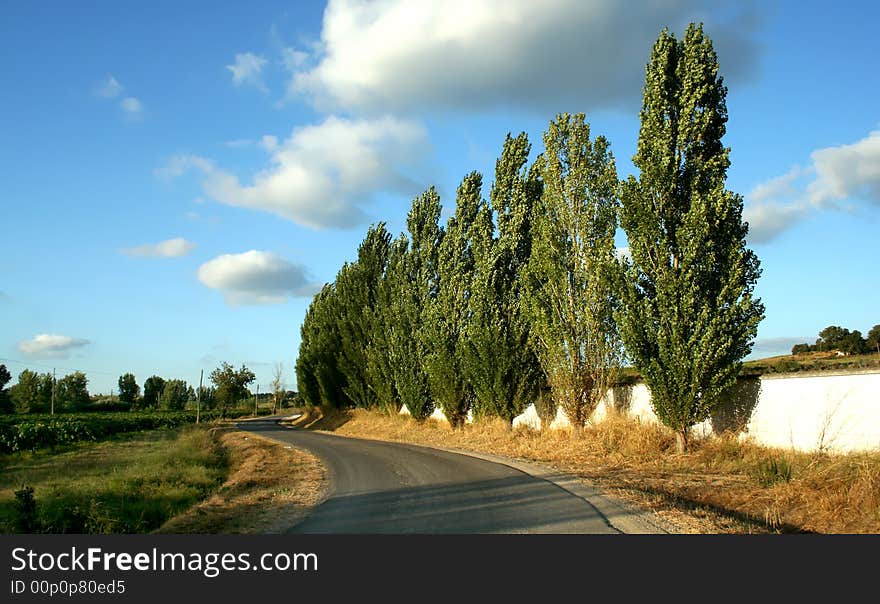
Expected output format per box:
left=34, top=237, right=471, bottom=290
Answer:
left=254, top=385, right=259, bottom=416
left=51, top=368, right=56, bottom=415
left=197, top=369, right=203, bottom=424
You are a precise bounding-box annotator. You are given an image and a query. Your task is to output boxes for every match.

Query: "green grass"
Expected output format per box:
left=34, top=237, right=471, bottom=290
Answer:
left=0, top=426, right=227, bottom=533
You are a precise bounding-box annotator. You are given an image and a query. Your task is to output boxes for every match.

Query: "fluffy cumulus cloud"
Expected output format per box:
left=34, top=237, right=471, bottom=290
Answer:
left=18, top=334, right=90, bottom=358
left=807, top=130, right=880, bottom=206
left=285, top=0, right=759, bottom=113
left=197, top=250, right=321, bottom=305
left=745, top=130, right=880, bottom=244
left=160, top=115, right=429, bottom=229
left=121, top=237, right=197, bottom=258
left=227, top=52, right=268, bottom=90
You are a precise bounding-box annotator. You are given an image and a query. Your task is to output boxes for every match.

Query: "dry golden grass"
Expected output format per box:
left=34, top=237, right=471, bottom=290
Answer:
left=157, top=427, right=329, bottom=534
left=305, top=406, right=880, bottom=534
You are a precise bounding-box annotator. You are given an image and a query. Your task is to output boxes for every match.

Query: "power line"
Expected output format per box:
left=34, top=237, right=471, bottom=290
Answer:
left=0, top=357, right=120, bottom=377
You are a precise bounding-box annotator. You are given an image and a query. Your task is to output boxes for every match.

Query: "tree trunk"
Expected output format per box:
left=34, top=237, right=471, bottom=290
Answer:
left=675, top=430, right=688, bottom=453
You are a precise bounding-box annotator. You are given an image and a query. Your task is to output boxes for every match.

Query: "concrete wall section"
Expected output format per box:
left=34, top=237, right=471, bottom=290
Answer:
left=744, top=372, right=880, bottom=453
left=401, top=371, right=880, bottom=453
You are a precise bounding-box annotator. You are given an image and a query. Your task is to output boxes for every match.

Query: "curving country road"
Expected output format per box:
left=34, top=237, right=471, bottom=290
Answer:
left=239, top=417, right=662, bottom=534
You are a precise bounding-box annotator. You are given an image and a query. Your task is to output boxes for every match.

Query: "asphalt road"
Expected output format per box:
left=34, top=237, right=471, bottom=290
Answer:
left=239, top=417, right=639, bottom=534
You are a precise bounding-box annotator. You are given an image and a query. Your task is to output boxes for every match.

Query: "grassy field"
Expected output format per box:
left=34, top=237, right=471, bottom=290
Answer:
left=741, top=350, right=880, bottom=376
left=296, top=406, right=880, bottom=534
left=0, top=426, right=227, bottom=533
left=0, top=423, right=328, bottom=534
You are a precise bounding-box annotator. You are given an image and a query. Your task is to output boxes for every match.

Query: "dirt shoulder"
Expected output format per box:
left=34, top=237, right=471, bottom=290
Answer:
left=157, top=426, right=329, bottom=534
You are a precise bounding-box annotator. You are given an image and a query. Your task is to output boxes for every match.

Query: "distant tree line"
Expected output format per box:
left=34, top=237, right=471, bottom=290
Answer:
left=296, top=24, right=765, bottom=451
left=0, top=360, right=293, bottom=417
left=791, top=325, right=880, bottom=356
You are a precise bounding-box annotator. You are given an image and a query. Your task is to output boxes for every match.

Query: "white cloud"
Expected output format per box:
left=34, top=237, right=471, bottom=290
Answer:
left=159, top=115, right=429, bottom=229
left=748, top=166, right=806, bottom=204
left=743, top=202, right=810, bottom=245
left=18, top=334, right=91, bottom=358
left=197, top=250, right=320, bottom=305
left=96, top=75, right=123, bottom=98
left=745, top=130, right=880, bottom=243
left=121, top=237, right=197, bottom=258
left=807, top=130, right=880, bottom=206
left=281, top=47, right=309, bottom=71
left=120, top=96, right=143, bottom=118
left=227, top=52, right=268, bottom=91
left=287, top=0, right=759, bottom=113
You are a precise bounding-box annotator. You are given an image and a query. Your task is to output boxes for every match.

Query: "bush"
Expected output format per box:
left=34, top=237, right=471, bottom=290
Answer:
left=14, top=486, right=40, bottom=533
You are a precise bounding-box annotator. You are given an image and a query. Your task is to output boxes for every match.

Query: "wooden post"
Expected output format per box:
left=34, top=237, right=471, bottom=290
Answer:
left=196, top=369, right=203, bottom=424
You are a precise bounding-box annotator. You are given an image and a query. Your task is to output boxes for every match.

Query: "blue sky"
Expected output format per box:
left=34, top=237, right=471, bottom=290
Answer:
left=2, top=0, right=878, bottom=395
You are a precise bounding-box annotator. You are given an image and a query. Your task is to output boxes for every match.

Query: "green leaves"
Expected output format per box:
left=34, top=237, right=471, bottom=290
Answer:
left=525, top=113, right=623, bottom=429
left=462, top=133, right=543, bottom=423
left=618, top=23, right=764, bottom=449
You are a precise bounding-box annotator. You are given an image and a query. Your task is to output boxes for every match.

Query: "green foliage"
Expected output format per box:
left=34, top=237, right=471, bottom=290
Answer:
left=753, top=456, right=793, bottom=487
left=142, top=375, right=166, bottom=410
left=10, top=370, right=52, bottom=414
left=0, top=365, right=12, bottom=414
left=462, top=133, right=543, bottom=423
left=160, top=379, right=189, bottom=410
left=616, top=24, right=764, bottom=450
left=390, top=189, right=444, bottom=421
left=335, top=223, right=392, bottom=409
left=0, top=411, right=215, bottom=453
left=365, top=236, right=407, bottom=414
left=209, top=362, right=255, bottom=416
left=1, top=427, right=226, bottom=534
left=422, top=172, right=485, bottom=426
left=117, top=373, right=140, bottom=405
left=13, top=486, right=39, bottom=533
left=868, top=325, right=880, bottom=354
left=56, top=371, right=90, bottom=412
left=196, top=385, right=216, bottom=410
left=296, top=284, right=350, bottom=408
left=525, top=113, right=623, bottom=429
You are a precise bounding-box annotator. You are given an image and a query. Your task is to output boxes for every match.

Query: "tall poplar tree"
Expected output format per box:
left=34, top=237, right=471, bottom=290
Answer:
left=366, top=235, right=408, bottom=414
left=526, top=113, right=623, bottom=432
left=389, top=189, right=444, bottom=420
left=617, top=23, right=764, bottom=451
left=423, top=172, right=486, bottom=427
left=462, top=133, right=543, bottom=423
left=296, top=283, right=350, bottom=408
left=334, top=223, right=391, bottom=408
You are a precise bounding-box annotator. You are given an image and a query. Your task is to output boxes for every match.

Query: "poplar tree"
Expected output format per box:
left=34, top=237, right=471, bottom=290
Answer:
left=388, top=189, right=444, bottom=420
left=526, top=113, right=623, bottom=433
left=296, top=284, right=350, bottom=408
left=334, top=223, right=391, bottom=408
left=617, top=23, right=764, bottom=451
left=462, top=133, right=543, bottom=423
left=423, top=172, right=486, bottom=427
left=366, top=235, right=408, bottom=414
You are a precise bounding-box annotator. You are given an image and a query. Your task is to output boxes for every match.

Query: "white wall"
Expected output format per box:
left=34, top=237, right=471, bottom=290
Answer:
left=405, top=371, right=880, bottom=453
left=743, top=372, right=880, bottom=453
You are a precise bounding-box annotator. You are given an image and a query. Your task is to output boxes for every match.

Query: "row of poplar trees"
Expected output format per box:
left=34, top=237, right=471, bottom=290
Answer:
left=295, top=24, right=765, bottom=452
